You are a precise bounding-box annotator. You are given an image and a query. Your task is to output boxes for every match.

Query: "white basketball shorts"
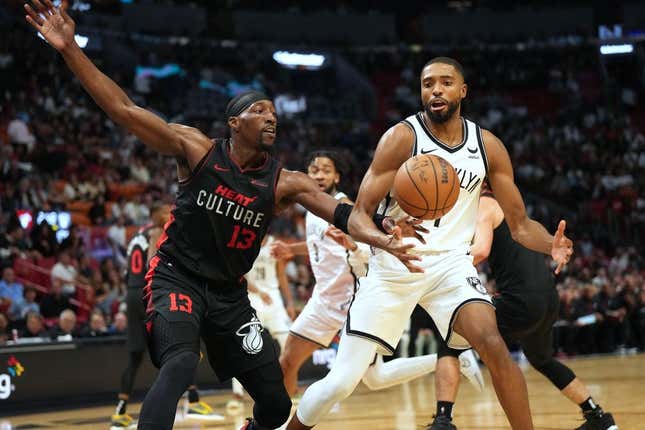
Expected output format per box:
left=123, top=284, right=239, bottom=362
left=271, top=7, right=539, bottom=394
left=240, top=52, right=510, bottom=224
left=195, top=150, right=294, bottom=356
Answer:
left=290, top=293, right=348, bottom=348
left=249, top=291, right=292, bottom=337
left=346, top=249, right=492, bottom=355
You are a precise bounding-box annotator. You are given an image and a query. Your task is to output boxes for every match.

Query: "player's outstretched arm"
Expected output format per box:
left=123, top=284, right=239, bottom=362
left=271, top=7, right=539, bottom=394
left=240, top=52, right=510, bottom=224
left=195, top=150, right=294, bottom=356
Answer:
left=275, top=169, right=419, bottom=270
left=24, top=1, right=209, bottom=158
left=470, top=196, right=497, bottom=265
left=483, top=130, right=573, bottom=273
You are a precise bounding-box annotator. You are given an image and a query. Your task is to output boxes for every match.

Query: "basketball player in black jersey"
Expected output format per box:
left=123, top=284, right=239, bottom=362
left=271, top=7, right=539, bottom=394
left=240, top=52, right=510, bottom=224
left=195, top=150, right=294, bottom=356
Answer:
left=427, top=183, right=617, bottom=430
left=111, top=203, right=222, bottom=429
left=26, top=3, right=419, bottom=429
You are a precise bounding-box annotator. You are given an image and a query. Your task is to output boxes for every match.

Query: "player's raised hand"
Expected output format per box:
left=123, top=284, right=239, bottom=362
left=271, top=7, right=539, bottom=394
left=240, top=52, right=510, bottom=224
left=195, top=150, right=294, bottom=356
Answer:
left=552, top=220, right=573, bottom=274
left=25, top=0, right=75, bottom=52
left=269, top=240, right=294, bottom=261
left=325, top=226, right=354, bottom=250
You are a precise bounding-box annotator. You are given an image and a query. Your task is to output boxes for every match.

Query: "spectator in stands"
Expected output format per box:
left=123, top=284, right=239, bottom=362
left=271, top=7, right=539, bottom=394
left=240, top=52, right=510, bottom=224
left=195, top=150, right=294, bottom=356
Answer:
left=89, top=195, right=107, bottom=226
left=0, top=267, right=24, bottom=319
left=79, top=309, right=109, bottom=337
left=30, top=221, right=58, bottom=258
left=47, top=308, right=77, bottom=340
left=7, top=111, right=35, bottom=150
left=107, top=215, right=127, bottom=253
left=130, top=157, right=151, bottom=183
left=0, top=223, right=30, bottom=264
left=40, top=278, right=71, bottom=318
left=15, top=286, right=39, bottom=320
left=51, top=250, right=83, bottom=296
left=109, top=311, right=127, bottom=335
left=59, top=225, right=86, bottom=259
left=0, top=312, right=9, bottom=345
left=77, top=253, right=95, bottom=280
left=20, top=311, right=46, bottom=339
left=123, top=194, right=149, bottom=225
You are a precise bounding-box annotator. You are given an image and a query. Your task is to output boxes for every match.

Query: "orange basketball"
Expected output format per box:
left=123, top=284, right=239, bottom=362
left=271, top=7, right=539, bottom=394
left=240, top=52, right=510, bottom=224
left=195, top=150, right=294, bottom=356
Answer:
left=392, top=154, right=459, bottom=220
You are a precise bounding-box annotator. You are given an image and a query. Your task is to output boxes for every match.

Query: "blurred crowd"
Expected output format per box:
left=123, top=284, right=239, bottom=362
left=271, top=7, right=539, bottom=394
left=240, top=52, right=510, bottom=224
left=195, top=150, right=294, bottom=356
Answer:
left=0, top=20, right=642, bottom=357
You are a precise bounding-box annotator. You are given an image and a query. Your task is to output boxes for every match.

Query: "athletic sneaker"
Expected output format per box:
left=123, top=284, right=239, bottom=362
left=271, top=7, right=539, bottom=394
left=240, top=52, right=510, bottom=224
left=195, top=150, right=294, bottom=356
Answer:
left=110, top=413, right=134, bottom=429
left=426, top=415, right=457, bottom=430
left=459, top=349, right=484, bottom=392
left=575, top=408, right=618, bottom=430
left=186, top=401, right=225, bottom=421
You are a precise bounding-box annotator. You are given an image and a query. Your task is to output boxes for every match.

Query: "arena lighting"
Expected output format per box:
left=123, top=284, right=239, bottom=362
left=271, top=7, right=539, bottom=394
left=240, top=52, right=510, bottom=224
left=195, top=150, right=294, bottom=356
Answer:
left=37, top=32, right=89, bottom=48
left=600, top=44, right=634, bottom=55
left=272, top=51, right=326, bottom=70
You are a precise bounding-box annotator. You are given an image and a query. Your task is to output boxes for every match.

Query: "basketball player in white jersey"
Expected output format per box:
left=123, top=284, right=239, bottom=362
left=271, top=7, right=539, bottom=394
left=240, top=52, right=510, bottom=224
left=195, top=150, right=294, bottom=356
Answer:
left=274, top=150, right=483, bottom=399
left=247, top=234, right=295, bottom=349
left=287, top=57, right=573, bottom=430
left=229, top=235, right=295, bottom=408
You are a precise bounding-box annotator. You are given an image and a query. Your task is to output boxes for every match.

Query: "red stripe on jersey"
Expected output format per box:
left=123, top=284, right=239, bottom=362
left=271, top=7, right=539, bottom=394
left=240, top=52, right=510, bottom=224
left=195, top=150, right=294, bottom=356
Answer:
left=156, top=207, right=176, bottom=250
left=143, top=255, right=160, bottom=316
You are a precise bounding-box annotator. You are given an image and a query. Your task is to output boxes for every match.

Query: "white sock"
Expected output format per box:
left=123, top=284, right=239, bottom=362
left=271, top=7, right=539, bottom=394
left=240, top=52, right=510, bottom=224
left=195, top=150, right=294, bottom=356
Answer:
left=232, top=378, right=244, bottom=397
left=362, top=354, right=437, bottom=390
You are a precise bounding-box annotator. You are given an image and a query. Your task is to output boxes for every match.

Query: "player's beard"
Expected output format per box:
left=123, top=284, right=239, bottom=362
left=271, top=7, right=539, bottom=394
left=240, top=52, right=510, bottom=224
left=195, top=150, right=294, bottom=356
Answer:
left=256, top=132, right=276, bottom=155
left=424, top=99, right=460, bottom=124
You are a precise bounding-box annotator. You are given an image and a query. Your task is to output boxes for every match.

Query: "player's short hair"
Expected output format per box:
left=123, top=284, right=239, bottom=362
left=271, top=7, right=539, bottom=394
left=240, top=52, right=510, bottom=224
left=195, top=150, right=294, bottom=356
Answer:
left=306, top=149, right=346, bottom=176
left=422, top=57, right=466, bottom=82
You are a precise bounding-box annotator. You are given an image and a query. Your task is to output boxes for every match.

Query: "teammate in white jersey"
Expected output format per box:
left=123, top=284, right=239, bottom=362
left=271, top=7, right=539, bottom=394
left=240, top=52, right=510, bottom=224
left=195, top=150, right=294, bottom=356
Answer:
left=246, top=234, right=295, bottom=349
left=274, top=151, right=482, bottom=399
left=287, top=57, right=573, bottom=430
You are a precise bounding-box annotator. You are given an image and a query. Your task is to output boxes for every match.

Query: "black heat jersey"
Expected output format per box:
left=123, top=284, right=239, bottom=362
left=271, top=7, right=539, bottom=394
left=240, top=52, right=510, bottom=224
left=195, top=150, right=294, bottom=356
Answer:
left=126, top=224, right=156, bottom=289
left=487, top=216, right=554, bottom=296
left=158, top=139, right=281, bottom=282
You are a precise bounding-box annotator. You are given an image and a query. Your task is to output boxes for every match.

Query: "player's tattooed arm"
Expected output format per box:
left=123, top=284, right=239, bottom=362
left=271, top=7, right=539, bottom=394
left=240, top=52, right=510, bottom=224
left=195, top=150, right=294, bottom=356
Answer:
left=25, top=0, right=211, bottom=164
left=483, top=130, right=573, bottom=273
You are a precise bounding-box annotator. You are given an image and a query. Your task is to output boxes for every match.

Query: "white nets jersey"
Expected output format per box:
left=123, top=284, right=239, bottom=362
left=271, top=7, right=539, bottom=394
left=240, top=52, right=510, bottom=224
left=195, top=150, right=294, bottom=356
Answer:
left=372, top=114, right=489, bottom=271
left=305, top=191, right=356, bottom=308
left=246, top=235, right=279, bottom=295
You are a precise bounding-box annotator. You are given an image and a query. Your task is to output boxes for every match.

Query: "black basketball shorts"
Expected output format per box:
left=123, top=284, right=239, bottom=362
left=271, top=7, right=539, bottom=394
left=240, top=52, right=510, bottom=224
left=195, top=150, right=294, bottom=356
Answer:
left=143, top=252, right=279, bottom=380
left=125, top=287, right=147, bottom=353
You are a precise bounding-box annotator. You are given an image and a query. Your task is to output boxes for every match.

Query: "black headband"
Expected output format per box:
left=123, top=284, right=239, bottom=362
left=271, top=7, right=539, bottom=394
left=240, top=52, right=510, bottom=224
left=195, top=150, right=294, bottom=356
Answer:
left=225, top=90, right=270, bottom=118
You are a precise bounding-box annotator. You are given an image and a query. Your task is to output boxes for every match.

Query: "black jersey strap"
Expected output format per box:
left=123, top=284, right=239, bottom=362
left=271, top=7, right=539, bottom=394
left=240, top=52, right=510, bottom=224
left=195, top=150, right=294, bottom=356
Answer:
left=333, top=203, right=389, bottom=235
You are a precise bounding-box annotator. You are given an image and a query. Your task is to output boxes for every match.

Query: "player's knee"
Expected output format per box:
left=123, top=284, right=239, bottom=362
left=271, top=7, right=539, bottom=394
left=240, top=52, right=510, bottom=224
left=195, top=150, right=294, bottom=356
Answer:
left=255, top=389, right=292, bottom=428
left=533, top=358, right=576, bottom=390
left=361, top=366, right=383, bottom=391
left=472, top=333, right=507, bottom=364
left=323, top=373, right=361, bottom=400
left=161, top=351, right=199, bottom=386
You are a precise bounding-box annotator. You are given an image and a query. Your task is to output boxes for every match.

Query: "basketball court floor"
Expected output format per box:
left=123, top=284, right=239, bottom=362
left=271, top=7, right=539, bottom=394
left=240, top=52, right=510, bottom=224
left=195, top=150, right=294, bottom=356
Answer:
left=4, top=355, right=644, bottom=429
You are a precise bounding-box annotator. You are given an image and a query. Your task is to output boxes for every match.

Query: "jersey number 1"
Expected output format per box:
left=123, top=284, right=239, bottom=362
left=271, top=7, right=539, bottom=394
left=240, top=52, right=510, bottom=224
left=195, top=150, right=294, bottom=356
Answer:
left=227, top=225, right=257, bottom=250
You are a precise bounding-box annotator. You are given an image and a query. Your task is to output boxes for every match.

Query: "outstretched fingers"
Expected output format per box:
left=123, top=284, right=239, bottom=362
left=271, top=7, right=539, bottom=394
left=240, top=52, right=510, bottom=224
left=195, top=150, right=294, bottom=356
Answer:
left=24, top=3, right=44, bottom=28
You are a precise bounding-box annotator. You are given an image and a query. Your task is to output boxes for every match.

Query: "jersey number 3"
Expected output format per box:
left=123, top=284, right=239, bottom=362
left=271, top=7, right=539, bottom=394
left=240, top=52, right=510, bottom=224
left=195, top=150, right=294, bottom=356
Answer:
left=227, top=225, right=257, bottom=250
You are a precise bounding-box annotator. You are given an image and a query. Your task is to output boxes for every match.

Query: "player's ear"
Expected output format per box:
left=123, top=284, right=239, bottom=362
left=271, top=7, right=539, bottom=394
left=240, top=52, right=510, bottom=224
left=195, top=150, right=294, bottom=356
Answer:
left=228, top=116, right=239, bottom=132
left=461, top=83, right=468, bottom=100
left=334, top=173, right=340, bottom=185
